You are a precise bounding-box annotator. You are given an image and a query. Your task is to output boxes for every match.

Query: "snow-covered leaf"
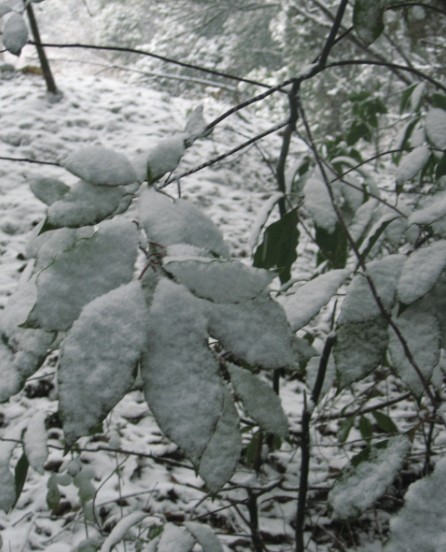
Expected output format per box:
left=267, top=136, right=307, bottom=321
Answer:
left=185, top=522, right=224, bottom=552
left=397, top=240, right=446, bottom=305
left=158, top=523, right=195, bottom=552
left=100, top=511, right=148, bottom=552
left=145, top=134, right=186, bottom=183
left=0, top=3, right=12, bottom=17
left=0, top=277, right=55, bottom=402
left=338, top=255, right=405, bottom=324
left=426, top=108, right=446, bottom=149
left=198, top=389, right=242, bottom=492
left=64, top=146, right=138, bottom=187
left=248, top=192, right=284, bottom=252
left=353, top=0, right=385, bottom=46
left=31, top=227, right=94, bottom=270
left=335, top=316, right=388, bottom=388
left=59, top=281, right=150, bottom=446
left=30, top=177, right=70, bottom=206
left=142, top=279, right=224, bottom=465
left=385, top=457, right=446, bottom=552
left=29, top=217, right=138, bottom=331
left=0, top=423, right=26, bottom=511
left=228, top=363, right=288, bottom=437
left=140, top=188, right=229, bottom=257
left=389, top=306, right=440, bottom=395
left=328, top=436, right=410, bottom=519
left=396, top=146, right=430, bottom=184
left=349, top=199, right=379, bottom=243
left=359, top=212, right=401, bottom=259
left=47, top=180, right=130, bottom=228
left=304, top=176, right=337, bottom=233
left=278, top=269, right=350, bottom=331
left=24, top=410, right=48, bottom=474
left=3, top=13, right=28, bottom=56
left=208, top=296, right=295, bottom=369
left=164, top=257, right=273, bottom=303
left=409, top=191, right=446, bottom=226
left=184, top=105, right=208, bottom=143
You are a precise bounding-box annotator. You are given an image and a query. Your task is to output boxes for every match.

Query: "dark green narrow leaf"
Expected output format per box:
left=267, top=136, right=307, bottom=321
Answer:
left=400, top=84, right=417, bottom=114
left=315, top=223, right=348, bottom=269
left=431, top=93, right=446, bottom=110
left=253, top=208, right=299, bottom=284
left=338, top=416, right=355, bottom=444
left=359, top=216, right=399, bottom=262
left=436, top=152, right=446, bottom=179
left=359, top=416, right=373, bottom=441
left=353, top=0, right=385, bottom=45
left=13, top=453, right=29, bottom=509
left=372, top=411, right=398, bottom=434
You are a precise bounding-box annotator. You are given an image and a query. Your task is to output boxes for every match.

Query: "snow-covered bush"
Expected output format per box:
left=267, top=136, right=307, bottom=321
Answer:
left=1, top=0, right=446, bottom=550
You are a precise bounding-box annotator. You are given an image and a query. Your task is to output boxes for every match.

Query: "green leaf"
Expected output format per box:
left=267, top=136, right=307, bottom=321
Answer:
left=0, top=278, right=55, bottom=402
left=335, top=316, right=389, bottom=388
left=140, top=188, right=229, bottom=258
left=228, top=363, right=288, bottom=437
left=353, top=0, right=385, bottom=45
left=59, top=281, right=150, bottom=447
left=30, top=177, right=70, bottom=206
left=338, top=255, right=405, bottom=324
left=64, top=146, right=138, bottom=187
left=397, top=240, right=446, bottom=305
left=157, top=524, right=195, bottom=552
left=338, top=416, right=355, bottom=444
left=359, top=416, right=373, bottom=441
left=358, top=214, right=401, bottom=261
left=346, top=121, right=372, bottom=145
left=47, top=180, right=131, bottom=229
left=315, top=223, right=348, bottom=269
left=199, top=389, right=242, bottom=492
left=431, top=93, right=446, bottom=110
left=328, top=436, right=410, bottom=519
left=46, top=474, right=61, bottom=511
left=385, top=457, right=446, bottom=552
left=389, top=306, right=440, bottom=396
left=13, top=453, right=29, bottom=509
left=435, top=152, right=446, bottom=179
left=372, top=411, right=398, bottom=434
left=164, top=257, right=273, bottom=303
left=253, top=208, right=299, bottom=283
left=29, top=217, right=139, bottom=331
left=208, top=296, right=295, bottom=369
left=185, top=522, right=224, bottom=552
left=142, top=279, right=224, bottom=466
left=278, top=269, right=350, bottom=332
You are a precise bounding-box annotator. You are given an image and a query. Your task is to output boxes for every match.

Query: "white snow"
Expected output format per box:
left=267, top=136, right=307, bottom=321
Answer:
left=228, top=363, right=288, bottom=437
left=30, top=217, right=139, bottom=330
left=23, top=409, right=48, bottom=474
left=426, top=108, right=446, bottom=149
left=279, top=269, right=350, bottom=331
left=328, top=436, right=410, bottom=519
left=395, top=145, right=430, bottom=184
left=208, top=296, right=295, bottom=369
left=164, top=257, right=273, bottom=303
left=141, top=279, right=224, bottom=465
left=338, top=255, right=405, bottom=324
left=63, top=145, right=138, bottom=187
left=397, top=240, right=446, bottom=304
left=59, top=281, right=150, bottom=446
left=3, top=12, right=28, bottom=56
